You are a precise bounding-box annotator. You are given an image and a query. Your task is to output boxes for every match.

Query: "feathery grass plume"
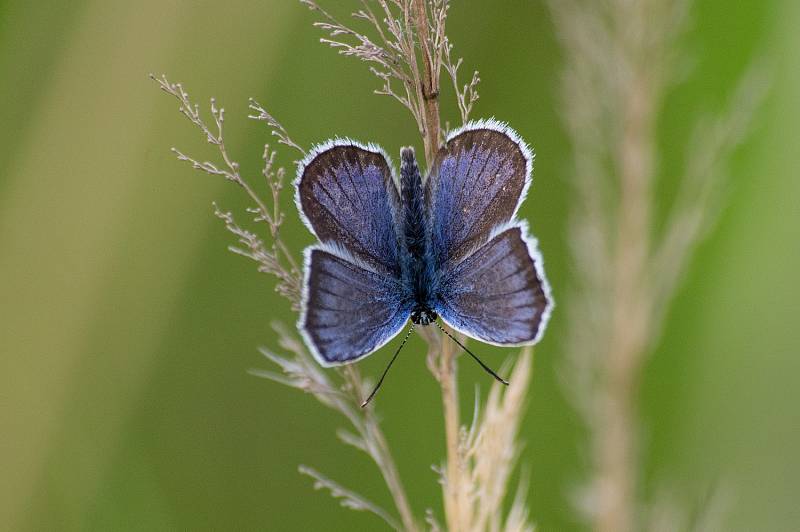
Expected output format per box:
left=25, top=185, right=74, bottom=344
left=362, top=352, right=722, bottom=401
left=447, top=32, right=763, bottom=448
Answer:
left=153, top=1, right=541, bottom=530
left=150, top=73, right=303, bottom=309
left=455, top=350, right=536, bottom=532
left=546, top=0, right=768, bottom=530
left=299, top=465, right=402, bottom=530
left=301, top=0, right=478, bottom=163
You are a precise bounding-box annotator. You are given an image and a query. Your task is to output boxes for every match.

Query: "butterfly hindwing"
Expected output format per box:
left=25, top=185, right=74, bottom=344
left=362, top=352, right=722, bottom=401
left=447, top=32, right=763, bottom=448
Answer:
left=300, top=246, right=412, bottom=366
left=296, top=142, right=402, bottom=276
left=434, top=223, right=552, bottom=345
left=426, top=120, right=532, bottom=268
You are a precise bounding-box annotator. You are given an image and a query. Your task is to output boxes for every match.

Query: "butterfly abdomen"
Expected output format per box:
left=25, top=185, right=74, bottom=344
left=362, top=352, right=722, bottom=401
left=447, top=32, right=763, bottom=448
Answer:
left=400, top=148, right=436, bottom=312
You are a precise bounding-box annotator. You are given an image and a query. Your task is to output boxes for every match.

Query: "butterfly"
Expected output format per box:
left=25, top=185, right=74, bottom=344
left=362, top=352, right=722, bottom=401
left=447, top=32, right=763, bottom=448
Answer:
left=295, top=119, right=553, bottom=401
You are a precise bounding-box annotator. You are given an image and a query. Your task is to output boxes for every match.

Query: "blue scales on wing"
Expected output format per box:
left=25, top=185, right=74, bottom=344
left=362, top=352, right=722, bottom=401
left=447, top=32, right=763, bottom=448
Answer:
left=296, top=142, right=403, bottom=276
left=301, top=247, right=412, bottom=365
left=425, top=123, right=532, bottom=268
left=296, top=143, right=411, bottom=365
left=435, top=224, right=551, bottom=345
left=427, top=122, right=552, bottom=345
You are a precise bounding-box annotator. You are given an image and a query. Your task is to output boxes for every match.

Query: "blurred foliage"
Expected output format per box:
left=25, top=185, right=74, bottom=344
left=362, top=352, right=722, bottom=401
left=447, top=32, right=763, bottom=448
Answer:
left=0, top=0, right=797, bottom=530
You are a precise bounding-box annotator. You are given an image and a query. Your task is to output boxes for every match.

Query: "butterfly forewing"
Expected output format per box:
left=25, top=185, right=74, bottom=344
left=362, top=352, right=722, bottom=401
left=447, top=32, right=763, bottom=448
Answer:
left=425, top=123, right=532, bottom=268
left=296, top=143, right=402, bottom=276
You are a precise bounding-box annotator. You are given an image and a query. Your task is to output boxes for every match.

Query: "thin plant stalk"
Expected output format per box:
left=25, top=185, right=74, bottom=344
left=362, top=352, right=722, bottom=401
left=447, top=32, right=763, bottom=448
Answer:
left=439, top=335, right=464, bottom=530
left=411, top=0, right=442, bottom=165
left=404, top=3, right=466, bottom=530
left=597, top=50, right=657, bottom=532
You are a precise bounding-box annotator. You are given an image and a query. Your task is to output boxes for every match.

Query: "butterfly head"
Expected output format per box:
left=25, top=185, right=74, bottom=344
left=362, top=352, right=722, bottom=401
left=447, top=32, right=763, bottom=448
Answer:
left=410, top=306, right=438, bottom=326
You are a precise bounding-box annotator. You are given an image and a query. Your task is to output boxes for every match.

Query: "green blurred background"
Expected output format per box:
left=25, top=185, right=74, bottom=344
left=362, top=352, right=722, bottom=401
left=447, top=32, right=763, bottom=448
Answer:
left=1, top=1, right=797, bottom=530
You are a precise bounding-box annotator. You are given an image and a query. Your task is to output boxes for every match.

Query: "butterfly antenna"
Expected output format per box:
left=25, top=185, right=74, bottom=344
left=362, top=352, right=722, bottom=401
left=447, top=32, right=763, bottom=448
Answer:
left=361, top=324, right=415, bottom=408
left=435, top=321, right=509, bottom=385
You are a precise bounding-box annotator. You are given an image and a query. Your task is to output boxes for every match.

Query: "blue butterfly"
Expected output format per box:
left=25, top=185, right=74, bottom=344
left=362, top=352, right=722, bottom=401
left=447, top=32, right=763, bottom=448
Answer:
left=295, top=119, right=553, bottom=384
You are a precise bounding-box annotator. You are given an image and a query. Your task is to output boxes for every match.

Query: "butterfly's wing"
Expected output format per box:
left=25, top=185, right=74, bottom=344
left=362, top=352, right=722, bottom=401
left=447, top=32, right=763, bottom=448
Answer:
left=296, top=141, right=402, bottom=276
left=425, top=120, right=532, bottom=268
left=434, top=224, right=552, bottom=345
left=427, top=121, right=552, bottom=345
left=300, top=246, right=412, bottom=366
left=296, top=142, right=410, bottom=365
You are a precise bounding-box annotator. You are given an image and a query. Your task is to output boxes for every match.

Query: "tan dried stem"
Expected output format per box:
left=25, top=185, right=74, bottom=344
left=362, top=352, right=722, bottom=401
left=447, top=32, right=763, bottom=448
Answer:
left=438, top=333, right=464, bottom=530
left=548, top=0, right=768, bottom=530
left=403, top=4, right=468, bottom=530
left=411, top=0, right=441, bottom=165
left=430, top=349, right=537, bottom=532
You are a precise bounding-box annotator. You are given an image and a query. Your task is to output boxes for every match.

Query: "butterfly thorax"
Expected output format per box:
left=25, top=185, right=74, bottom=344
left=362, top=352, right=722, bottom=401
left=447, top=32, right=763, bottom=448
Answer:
left=400, top=147, right=438, bottom=326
